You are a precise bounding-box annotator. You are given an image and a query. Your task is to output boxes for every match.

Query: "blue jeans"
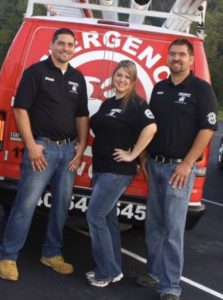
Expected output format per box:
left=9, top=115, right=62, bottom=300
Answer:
left=0, top=138, right=76, bottom=260
left=145, top=159, right=195, bottom=297
left=86, top=172, right=132, bottom=280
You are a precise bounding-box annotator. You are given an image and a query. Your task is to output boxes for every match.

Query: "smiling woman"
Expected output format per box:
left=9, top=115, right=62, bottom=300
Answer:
left=111, top=60, right=137, bottom=103
left=86, top=59, right=157, bottom=287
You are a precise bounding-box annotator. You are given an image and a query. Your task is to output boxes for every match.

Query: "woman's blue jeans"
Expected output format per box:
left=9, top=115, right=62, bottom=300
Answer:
left=145, top=159, right=195, bottom=297
left=86, top=172, right=132, bottom=280
left=0, top=139, right=76, bottom=260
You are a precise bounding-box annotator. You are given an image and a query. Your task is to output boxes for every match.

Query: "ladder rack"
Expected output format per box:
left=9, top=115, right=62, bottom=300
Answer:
left=25, top=0, right=207, bottom=37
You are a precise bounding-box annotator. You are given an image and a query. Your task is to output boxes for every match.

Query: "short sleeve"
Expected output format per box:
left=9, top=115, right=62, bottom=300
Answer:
left=14, top=65, right=40, bottom=110
left=130, top=97, right=156, bottom=134
left=196, top=81, right=217, bottom=130
left=76, top=74, right=89, bottom=117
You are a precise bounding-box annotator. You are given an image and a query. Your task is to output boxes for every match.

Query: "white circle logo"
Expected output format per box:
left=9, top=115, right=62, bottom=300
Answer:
left=70, top=50, right=154, bottom=102
left=144, top=109, right=154, bottom=119
left=207, top=112, right=217, bottom=125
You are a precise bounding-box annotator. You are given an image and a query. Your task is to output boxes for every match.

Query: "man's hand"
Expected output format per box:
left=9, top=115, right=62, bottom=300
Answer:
left=169, top=161, right=192, bottom=189
left=68, top=143, right=84, bottom=172
left=28, top=143, right=47, bottom=172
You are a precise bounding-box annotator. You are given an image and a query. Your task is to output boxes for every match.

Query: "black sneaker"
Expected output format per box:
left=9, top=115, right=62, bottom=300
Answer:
left=136, top=274, right=159, bottom=287
left=160, top=294, right=180, bottom=300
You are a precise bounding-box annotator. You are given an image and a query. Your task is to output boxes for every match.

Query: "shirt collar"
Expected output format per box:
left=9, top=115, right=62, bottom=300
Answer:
left=167, top=71, right=194, bottom=87
left=46, top=56, right=75, bottom=75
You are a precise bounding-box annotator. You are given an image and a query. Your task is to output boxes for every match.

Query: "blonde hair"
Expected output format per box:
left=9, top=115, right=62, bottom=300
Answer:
left=111, top=60, right=137, bottom=109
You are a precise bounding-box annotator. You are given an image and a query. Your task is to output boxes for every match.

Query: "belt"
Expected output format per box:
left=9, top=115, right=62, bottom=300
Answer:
left=37, top=137, right=72, bottom=146
left=150, top=154, right=182, bottom=164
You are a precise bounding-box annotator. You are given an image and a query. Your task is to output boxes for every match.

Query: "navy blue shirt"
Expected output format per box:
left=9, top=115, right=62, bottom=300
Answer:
left=14, top=57, right=89, bottom=140
left=148, top=73, right=217, bottom=158
left=90, top=95, right=156, bottom=175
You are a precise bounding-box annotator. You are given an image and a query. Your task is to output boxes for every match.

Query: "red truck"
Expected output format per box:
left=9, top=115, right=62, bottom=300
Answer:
left=0, top=0, right=211, bottom=229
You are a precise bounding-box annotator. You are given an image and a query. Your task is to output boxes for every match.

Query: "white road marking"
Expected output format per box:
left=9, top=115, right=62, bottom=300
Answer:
left=203, top=198, right=223, bottom=207
left=74, top=195, right=223, bottom=298
left=121, top=248, right=223, bottom=299
left=121, top=248, right=147, bottom=263
left=74, top=227, right=223, bottom=299
left=181, top=277, right=223, bottom=299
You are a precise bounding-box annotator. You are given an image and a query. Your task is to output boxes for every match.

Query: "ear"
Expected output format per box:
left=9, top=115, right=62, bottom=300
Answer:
left=49, top=41, right=53, bottom=51
left=189, top=55, right=194, bottom=67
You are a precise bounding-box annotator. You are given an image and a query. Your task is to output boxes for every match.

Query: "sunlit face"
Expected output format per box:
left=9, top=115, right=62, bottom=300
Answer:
left=50, top=34, right=75, bottom=64
left=168, top=44, right=194, bottom=75
left=113, top=67, right=133, bottom=98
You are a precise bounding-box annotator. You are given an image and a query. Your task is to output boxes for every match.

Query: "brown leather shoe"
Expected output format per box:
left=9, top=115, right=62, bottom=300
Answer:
left=0, top=259, right=18, bottom=281
left=40, top=256, right=74, bottom=274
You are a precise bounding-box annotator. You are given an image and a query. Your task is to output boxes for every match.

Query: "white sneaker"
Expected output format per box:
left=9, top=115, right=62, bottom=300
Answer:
left=112, top=272, right=124, bottom=282
left=85, top=270, right=95, bottom=279
left=89, top=278, right=110, bottom=287
left=89, top=273, right=124, bottom=288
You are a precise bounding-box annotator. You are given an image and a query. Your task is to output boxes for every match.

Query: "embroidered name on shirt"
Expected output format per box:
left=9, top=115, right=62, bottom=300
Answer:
left=68, top=81, right=79, bottom=94
left=45, top=76, right=55, bottom=82
left=106, top=108, right=122, bottom=118
left=157, top=91, right=164, bottom=95
left=175, top=92, right=191, bottom=104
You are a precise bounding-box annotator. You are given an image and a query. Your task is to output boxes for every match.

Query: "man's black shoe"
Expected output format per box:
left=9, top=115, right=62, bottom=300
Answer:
left=136, top=274, right=159, bottom=287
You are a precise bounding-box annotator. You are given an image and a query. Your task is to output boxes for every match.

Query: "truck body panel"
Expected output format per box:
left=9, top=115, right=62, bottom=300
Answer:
left=0, top=1, right=210, bottom=228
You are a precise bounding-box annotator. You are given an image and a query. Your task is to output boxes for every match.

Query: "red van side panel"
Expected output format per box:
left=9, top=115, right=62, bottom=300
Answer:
left=0, top=18, right=210, bottom=212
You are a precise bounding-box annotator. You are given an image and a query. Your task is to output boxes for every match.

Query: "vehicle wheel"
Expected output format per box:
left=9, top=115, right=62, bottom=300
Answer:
left=217, top=137, right=223, bottom=170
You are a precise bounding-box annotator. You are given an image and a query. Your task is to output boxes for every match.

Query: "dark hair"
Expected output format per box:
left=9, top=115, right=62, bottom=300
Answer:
left=112, top=60, right=137, bottom=109
left=169, top=38, right=194, bottom=56
left=52, top=28, right=76, bottom=43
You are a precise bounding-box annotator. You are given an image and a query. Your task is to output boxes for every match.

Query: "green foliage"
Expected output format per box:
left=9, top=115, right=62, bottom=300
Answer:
left=204, top=0, right=223, bottom=103
left=0, top=0, right=27, bottom=65
left=218, top=105, right=223, bottom=121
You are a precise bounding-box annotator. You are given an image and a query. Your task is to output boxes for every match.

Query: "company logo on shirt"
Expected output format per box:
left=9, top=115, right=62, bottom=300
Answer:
left=207, top=112, right=217, bottom=125
left=144, top=109, right=155, bottom=119
left=175, top=92, right=191, bottom=104
left=157, top=91, right=164, bottom=95
left=68, top=81, right=79, bottom=94
left=45, top=76, right=55, bottom=82
left=106, top=108, right=122, bottom=118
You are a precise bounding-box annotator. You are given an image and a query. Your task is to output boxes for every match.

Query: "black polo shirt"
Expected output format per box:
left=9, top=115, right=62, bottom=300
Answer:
left=14, top=57, right=89, bottom=140
left=90, top=95, right=156, bottom=175
left=148, top=73, right=217, bottom=158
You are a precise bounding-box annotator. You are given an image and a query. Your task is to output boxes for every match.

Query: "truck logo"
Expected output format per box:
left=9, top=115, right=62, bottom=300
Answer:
left=22, top=29, right=170, bottom=183
left=70, top=30, right=170, bottom=103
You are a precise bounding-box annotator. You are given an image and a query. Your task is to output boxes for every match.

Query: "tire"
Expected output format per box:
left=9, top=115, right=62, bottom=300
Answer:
left=217, top=137, right=223, bottom=170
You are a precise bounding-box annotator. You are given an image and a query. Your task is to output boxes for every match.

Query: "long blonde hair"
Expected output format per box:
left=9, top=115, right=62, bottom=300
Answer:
left=111, top=60, right=138, bottom=109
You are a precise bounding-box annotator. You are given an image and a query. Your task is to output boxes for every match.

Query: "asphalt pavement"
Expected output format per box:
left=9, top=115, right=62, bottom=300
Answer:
left=0, top=123, right=223, bottom=300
